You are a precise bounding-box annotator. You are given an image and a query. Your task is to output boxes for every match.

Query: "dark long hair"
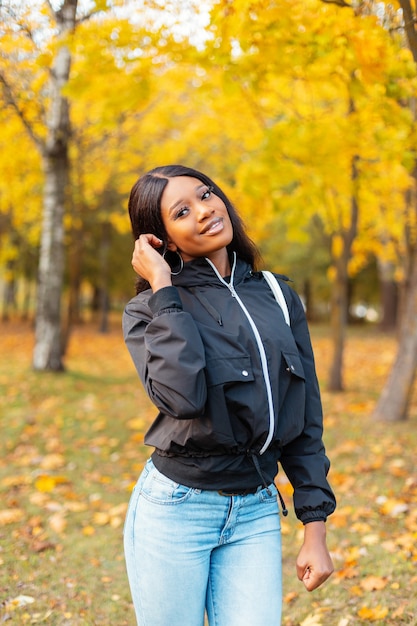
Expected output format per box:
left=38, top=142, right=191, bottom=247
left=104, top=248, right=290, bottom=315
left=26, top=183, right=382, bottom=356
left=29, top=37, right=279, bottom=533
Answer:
left=128, top=165, right=261, bottom=293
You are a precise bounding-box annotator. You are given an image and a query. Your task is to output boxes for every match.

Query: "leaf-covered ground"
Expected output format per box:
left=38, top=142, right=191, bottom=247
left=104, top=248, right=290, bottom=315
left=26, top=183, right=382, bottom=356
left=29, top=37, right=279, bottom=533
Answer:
left=0, top=320, right=416, bottom=625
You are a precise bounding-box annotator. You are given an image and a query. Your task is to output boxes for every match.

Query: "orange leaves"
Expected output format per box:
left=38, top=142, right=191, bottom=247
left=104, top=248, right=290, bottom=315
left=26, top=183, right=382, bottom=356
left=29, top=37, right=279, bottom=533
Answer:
left=81, top=503, right=127, bottom=536
left=48, top=512, right=67, bottom=535
left=357, top=605, right=389, bottom=621
left=38, top=453, right=66, bottom=471
left=360, top=576, right=389, bottom=592
left=126, top=416, right=147, bottom=431
left=34, top=475, right=70, bottom=493
left=2, top=322, right=417, bottom=625
left=0, top=508, right=25, bottom=526
left=377, top=496, right=409, bottom=517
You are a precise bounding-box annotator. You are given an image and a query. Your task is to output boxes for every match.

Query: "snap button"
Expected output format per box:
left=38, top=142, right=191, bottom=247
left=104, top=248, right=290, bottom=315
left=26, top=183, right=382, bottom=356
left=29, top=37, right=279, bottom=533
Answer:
left=242, top=370, right=249, bottom=377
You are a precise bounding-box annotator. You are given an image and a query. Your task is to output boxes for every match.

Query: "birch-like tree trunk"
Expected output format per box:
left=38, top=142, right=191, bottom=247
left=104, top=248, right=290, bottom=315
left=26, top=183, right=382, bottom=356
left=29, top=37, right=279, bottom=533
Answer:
left=33, top=0, right=78, bottom=371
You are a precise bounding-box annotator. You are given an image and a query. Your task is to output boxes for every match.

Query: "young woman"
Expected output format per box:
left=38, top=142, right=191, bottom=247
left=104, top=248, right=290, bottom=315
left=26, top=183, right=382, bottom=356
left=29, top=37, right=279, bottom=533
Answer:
left=122, top=164, right=336, bottom=626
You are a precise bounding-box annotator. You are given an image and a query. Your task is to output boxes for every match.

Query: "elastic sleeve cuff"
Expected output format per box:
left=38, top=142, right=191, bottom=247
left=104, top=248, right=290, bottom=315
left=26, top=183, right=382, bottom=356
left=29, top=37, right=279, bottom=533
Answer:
left=303, top=516, right=327, bottom=525
left=148, top=286, right=183, bottom=315
left=299, top=510, right=329, bottom=525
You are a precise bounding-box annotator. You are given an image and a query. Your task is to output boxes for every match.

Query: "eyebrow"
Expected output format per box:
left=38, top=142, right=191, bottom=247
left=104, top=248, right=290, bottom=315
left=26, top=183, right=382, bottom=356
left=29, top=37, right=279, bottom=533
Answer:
left=168, top=184, right=207, bottom=215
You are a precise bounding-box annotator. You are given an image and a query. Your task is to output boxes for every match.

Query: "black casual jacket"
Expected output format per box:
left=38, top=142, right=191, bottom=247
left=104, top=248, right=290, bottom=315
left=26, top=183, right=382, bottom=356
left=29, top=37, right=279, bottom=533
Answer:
left=123, top=253, right=336, bottom=524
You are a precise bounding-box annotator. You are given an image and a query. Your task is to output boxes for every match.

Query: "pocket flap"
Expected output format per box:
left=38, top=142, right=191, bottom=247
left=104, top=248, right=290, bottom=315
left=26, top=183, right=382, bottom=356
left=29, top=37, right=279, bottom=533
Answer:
left=205, top=356, right=254, bottom=387
left=282, top=352, right=305, bottom=380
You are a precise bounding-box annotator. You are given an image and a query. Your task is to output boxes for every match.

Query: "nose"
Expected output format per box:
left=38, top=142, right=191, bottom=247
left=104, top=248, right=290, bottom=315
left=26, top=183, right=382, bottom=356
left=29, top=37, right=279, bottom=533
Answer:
left=196, top=202, right=214, bottom=221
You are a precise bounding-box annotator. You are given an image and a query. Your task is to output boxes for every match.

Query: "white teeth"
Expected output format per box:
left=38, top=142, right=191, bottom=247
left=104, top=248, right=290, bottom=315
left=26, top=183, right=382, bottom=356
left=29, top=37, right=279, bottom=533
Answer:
left=206, top=218, right=222, bottom=234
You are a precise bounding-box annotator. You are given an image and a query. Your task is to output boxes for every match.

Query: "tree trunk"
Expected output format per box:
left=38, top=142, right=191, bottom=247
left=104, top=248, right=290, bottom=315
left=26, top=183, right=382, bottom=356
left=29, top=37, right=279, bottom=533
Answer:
left=33, top=152, right=68, bottom=370
left=372, top=248, right=417, bottom=420
left=328, top=154, right=359, bottom=391
left=2, top=259, right=17, bottom=321
left=328, top=254, right=348, bottom=390
left=371, top=1, right=417, bottom=419
left=99, top=222, right=111, bottom=334
left=372, top=163, right=417, bottom=420
left=62, top=224, right=84, bottom=353
left=378, top=258, right=398, bottom=332
left=399, top=0, right=417, bottom=63
left=68, top=227, right=84, bottom=326
left=33, top=0, right=78, bottom=371
left=21, top=278, right=33, bottom=323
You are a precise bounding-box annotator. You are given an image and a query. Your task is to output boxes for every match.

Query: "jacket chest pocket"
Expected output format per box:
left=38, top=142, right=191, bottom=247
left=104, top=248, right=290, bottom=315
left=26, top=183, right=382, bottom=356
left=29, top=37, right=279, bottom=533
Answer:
left=277, top=351, right=306, bottom=413
left=205, top=356, right=254, bottom=387
left=282, top=352, right=305, bottom=381
left=277, top=351, right=306, bottom=443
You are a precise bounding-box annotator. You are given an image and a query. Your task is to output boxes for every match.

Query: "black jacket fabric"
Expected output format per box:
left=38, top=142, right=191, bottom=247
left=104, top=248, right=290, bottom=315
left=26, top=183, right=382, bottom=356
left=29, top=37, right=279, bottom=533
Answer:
left=123, top=254, right=336, bottom=524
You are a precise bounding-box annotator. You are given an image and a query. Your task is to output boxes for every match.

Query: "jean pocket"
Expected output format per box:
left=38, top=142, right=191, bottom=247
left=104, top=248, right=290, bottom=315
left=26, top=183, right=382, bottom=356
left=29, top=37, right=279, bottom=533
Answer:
left=141, top=465, right=194, bottom=505
left=123, top=459, right=154, bottom=534
left=259, top=483, right=279, bottom=503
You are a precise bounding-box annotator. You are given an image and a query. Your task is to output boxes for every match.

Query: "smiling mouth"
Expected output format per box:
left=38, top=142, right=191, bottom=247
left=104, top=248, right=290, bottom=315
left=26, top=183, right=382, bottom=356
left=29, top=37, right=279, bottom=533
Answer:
left=201, top=217, right=224, bottom=235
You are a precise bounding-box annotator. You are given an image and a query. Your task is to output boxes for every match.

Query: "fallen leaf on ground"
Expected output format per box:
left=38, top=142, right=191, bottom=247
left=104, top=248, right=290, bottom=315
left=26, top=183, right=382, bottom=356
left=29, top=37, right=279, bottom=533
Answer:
left=1, top=595, right=35, bottom=611
left=283, top=591, right=298, bottom=604
left=39, top=453, right=66, bottom=470
left=357, top=605, right=389, bottom=621
left=360, top=575, right=388, bottom=591
left=300, top=613, right=322, bottom=626
left=48, top=512, right=67, bottom=534
left=0, top=509, right=24, bottom=526
left=34, top=475, right=70, bottom=492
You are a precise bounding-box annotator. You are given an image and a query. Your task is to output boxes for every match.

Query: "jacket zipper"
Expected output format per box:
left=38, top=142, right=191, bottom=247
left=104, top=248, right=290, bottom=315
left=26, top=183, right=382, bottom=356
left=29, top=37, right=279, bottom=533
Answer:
left=205, top=253, right=275, bottom=455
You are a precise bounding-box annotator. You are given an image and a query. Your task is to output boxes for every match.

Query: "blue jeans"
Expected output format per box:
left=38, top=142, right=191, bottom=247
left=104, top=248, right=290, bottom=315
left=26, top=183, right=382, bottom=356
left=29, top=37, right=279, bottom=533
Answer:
left=124, top=458, right=282, bottom=626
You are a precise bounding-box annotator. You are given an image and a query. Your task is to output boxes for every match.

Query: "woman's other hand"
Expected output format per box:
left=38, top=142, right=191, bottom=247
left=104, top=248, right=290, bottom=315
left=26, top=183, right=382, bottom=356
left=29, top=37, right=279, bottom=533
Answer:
left=296, top=521, right=334, bottom=592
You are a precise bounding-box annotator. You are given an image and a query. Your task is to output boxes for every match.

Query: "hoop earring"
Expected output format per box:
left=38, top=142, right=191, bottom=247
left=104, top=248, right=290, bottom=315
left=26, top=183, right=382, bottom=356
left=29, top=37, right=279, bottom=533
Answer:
left=163, top=249, right=184, bottom=276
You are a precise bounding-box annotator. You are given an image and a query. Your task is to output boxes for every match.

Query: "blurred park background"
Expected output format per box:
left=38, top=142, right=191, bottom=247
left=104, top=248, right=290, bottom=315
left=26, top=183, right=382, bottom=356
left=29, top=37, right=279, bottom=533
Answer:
left=1, top=0, right=417, bottom=624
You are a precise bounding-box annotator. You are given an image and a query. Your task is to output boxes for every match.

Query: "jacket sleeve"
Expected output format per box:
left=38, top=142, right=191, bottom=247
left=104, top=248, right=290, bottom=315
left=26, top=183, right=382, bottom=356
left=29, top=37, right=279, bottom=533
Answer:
left=122, top=286, right=208, bottom=419
left=278, top=284, right=336, bottom=524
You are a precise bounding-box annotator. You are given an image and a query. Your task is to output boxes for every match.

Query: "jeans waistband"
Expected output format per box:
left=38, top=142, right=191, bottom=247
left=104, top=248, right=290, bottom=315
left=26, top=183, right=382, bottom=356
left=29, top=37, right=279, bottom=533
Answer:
left=217, top=485, right=262, bottom=496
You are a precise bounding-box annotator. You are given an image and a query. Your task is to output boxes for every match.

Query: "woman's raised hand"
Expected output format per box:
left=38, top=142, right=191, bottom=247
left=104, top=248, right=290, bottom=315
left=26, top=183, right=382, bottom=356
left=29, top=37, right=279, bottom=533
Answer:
left=131, top=234, right=173, bottom=292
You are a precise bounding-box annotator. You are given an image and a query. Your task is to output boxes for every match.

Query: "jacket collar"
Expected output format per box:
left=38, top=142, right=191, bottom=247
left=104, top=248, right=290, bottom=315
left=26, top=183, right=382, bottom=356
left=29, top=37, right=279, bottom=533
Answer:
left=172, top=252, right=253, bottom=290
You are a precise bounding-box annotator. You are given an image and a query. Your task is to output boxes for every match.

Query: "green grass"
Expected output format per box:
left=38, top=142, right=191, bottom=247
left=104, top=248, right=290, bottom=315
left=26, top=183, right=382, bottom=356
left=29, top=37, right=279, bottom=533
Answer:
left=0, top=320, right=416, bottom=625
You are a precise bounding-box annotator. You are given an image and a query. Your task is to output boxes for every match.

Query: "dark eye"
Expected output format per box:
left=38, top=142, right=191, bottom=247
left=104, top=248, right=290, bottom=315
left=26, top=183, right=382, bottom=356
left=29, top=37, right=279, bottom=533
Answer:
left=175, top=206, right=189, bottom=219
left=201, top=186, right=213, bottom=200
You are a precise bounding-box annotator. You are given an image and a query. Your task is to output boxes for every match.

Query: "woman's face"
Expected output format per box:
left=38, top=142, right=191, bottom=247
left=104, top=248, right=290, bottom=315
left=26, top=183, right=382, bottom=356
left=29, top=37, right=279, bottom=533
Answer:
left=160, top=176, right=233, bottom=264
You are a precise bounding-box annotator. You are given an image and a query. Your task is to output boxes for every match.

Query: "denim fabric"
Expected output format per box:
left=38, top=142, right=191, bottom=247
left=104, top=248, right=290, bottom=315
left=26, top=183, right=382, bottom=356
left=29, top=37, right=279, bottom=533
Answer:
left=124, top=458, right=282, bottom=626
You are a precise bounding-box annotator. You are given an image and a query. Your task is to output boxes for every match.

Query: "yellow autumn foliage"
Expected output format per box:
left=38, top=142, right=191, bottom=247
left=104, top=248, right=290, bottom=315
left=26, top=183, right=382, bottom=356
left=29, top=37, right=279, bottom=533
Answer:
left=0, top=0, right=416, bottom=290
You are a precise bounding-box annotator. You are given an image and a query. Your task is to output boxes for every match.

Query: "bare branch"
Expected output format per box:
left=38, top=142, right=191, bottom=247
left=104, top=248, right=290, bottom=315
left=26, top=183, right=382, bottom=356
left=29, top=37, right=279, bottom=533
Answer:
left=321, top=0, right=352, bottom=7
left=398, top=0, right=417, bottom=63
left=76, top=9, right=104, bottom=24
left=0, top=72, right=45, bottom=152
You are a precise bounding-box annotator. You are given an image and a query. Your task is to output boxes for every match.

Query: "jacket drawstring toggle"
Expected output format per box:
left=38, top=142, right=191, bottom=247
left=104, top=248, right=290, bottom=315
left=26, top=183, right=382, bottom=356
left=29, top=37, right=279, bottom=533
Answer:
left=250, top=452, right=288, bottom=516
left=277, top=489, right=288, bottom=517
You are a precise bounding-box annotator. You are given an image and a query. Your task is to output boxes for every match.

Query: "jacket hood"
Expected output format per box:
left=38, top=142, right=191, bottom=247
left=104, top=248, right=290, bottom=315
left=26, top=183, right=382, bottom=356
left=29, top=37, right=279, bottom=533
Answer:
left=172, top=252, right=253, bottom=290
